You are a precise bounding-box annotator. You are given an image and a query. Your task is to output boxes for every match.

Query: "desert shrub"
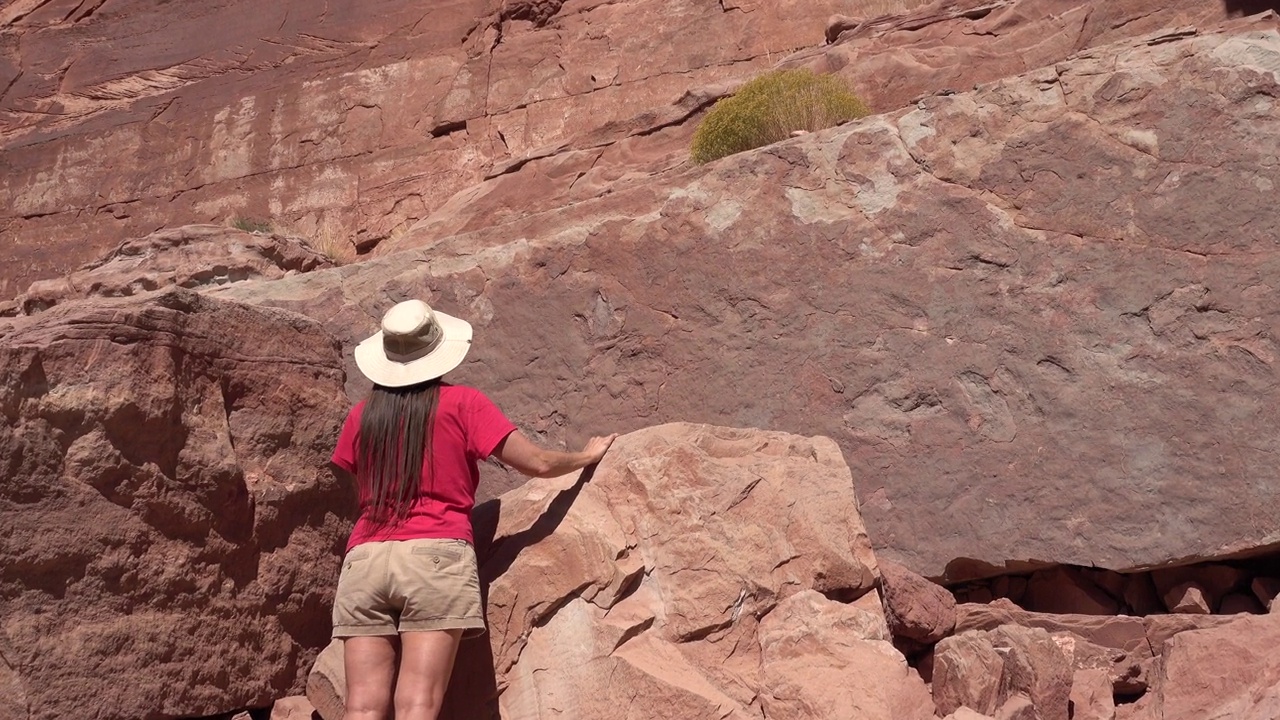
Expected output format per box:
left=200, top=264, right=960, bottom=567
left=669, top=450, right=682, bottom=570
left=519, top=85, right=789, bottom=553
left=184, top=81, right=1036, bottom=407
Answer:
left=690, top=68, right=870, bottom=164
left=231, top=217, right=273, bottom=234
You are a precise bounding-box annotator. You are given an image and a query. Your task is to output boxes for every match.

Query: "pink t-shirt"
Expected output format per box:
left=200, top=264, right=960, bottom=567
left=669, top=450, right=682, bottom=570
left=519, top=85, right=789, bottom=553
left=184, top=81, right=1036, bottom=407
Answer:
left=331, top=384, right=516, bottom=551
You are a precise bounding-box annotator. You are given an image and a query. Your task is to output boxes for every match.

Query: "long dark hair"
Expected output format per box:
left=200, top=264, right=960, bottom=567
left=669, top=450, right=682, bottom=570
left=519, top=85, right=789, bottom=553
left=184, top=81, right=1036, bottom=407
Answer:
left=357, top=379, right=440, bottom=523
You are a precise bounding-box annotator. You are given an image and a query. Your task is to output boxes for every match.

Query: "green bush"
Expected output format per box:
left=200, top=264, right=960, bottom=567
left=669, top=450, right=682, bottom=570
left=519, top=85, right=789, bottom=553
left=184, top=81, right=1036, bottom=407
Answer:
left=690, top=68, right=871, bottom=164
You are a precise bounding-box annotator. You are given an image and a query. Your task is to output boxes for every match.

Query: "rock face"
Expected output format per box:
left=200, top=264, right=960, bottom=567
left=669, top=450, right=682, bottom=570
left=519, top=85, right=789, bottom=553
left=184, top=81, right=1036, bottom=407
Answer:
left=378, top=0, right=1254, bottom=256
left=0, top=290, right=351, bottom=719
left=7, top=1, right=1280, bottom=717
left=3, top=225, right=333, bottom=317
left=312, top=423, right=929, bottom=720
left=804, top=0, right=1243, bottom=111
left=0, top=0, right=856, bottom=297
left=221, top=19, right=1280, bottom=581
left=2, top=0, right=1260, bottom=302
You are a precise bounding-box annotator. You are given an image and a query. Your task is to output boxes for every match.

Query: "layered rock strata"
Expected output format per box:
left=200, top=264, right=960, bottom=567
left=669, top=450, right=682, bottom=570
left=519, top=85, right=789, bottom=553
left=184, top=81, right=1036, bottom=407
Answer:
left=1, top=224, right=333, bottom=317
left=2, top=0, right=1264, bottom=302
left=379, top=0, right=1255, bottom=253
left=0, top=0, right=856, bottom=296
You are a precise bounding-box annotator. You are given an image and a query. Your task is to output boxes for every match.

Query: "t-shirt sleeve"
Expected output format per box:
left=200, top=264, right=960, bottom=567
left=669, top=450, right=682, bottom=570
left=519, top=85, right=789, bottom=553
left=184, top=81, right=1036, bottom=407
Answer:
left=331, top=405, right=361, bottom=473
left=465, top=389, right=518, bottom=460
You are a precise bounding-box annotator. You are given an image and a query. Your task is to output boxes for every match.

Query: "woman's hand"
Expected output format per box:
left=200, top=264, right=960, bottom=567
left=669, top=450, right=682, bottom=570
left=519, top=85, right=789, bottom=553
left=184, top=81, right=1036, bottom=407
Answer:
left=582, top=433, right=618, bottom=464
left=494, top=431, right=620, bottom=478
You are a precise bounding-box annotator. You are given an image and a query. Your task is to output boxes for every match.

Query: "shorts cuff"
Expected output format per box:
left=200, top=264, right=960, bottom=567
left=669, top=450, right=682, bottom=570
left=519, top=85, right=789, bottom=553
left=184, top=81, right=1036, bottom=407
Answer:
left=400, top=617, right=487, bottom=638
left=333, top=623, right=398, bottom=638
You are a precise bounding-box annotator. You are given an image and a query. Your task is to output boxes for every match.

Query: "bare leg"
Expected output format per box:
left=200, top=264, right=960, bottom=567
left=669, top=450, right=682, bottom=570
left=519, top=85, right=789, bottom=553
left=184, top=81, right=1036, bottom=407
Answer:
left=343, top=635, right=399, bottom=720
left=395, top=629, right=464, bottom=720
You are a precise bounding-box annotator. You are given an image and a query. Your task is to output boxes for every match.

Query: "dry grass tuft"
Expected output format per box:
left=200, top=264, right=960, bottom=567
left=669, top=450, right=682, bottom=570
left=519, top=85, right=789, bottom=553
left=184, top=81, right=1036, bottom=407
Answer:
left=690, top=68, right=870, bottom=164
left=309, top=223, right=358, bottom=266
left=230, top=217, right=272, bottom=234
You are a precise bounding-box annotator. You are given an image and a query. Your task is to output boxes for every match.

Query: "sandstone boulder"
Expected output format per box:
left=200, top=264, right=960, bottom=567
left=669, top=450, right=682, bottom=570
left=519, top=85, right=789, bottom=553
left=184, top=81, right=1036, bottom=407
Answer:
left=1151, top=564, right=1247, bottom=608
left=1163, top=583, right=1212, bottom=614
left=1143, top=614, right=1242, bottom=655
left=306, top=641, right=346, bottom=720
left=0, top=289, right=350, bottom=719
left=220, top=20, right=1280, bottom=583
left=1068, top=669, right=1116, bottom=720
left=1252, top=576, right=1280, bottom=610
left=480, top=423, right=884, bottom=719
left=880, top=558, right=958, bottom=653
left=1133, top=613, right=1280, bottom=720
left=1218, top=591, right=1265, bottom=615
left=933, top=626, right=1071, bottom=720
left=991, top=626, right=1072, bottom=720
left=956, top=603, right=1152, bottom=695
left=945, top=709, right=998, bottom=720
left=1050, top=633, right=1125, bottom=677
left=757, top=590, right=935, bottom=720
left=270, top=696, right=317, bottom=720
left=956, top=605, right=1150, bottom=662
left=995, top=695, right=1036, bottom=720
left=934, top=632, right=1006, bottom=716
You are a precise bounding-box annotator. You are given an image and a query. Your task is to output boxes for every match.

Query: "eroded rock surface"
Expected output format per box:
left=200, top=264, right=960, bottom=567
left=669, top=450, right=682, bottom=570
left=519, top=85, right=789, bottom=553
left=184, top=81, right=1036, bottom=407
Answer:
left=3, top=225, right=332, bottom=317
left=805, top=0, right=1246, bottom=111
left=0, top=290, right=350, bottom=719
left=934, top=625, right=1071, bottom=720
left=222, top=21, right=1280, bottom=580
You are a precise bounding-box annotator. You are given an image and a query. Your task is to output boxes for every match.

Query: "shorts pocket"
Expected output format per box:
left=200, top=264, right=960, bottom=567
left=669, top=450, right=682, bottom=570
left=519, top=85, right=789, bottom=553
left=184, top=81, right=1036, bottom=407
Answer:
left=343, top=545, right=374, bottom=570
left=411, top=545, right=462, bottom=562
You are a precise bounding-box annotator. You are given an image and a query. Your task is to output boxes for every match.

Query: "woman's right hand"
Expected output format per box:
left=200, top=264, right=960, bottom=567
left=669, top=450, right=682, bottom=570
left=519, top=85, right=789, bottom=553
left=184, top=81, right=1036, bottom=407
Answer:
left=583, top=433, right=619, bottom=464
left=494, top=431, right=619, bottom=478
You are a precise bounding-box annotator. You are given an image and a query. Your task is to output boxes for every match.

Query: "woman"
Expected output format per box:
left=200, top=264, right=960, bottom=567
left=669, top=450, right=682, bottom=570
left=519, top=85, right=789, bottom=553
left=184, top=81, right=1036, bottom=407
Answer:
left=330, top=299, right=616, bottom=720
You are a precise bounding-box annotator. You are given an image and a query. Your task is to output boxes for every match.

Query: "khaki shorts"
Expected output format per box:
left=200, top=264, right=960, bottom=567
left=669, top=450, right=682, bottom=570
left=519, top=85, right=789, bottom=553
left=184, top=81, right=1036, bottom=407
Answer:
left=331, top=538, right=486, bottom=638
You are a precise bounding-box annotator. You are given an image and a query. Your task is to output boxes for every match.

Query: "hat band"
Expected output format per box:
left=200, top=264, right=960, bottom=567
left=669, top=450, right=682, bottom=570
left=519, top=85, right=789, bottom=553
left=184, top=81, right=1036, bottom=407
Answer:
left=383, top=326, right=442, bottom=364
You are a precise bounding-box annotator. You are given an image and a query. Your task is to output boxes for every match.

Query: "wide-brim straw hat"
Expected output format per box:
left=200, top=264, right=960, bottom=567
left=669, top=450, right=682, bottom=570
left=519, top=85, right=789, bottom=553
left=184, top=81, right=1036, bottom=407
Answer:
left=354, top=300, right=473, bottom=387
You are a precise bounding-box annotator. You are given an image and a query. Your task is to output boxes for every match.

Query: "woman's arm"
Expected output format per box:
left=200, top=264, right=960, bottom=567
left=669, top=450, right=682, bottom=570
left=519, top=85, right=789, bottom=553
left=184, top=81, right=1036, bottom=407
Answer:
left=492, top=431, right=618, bottom=478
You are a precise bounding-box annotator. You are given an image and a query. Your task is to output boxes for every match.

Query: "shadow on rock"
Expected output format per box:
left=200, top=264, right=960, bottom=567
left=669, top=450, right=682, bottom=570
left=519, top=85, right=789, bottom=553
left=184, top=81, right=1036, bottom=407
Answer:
left=440, top=465, right=597, bottom=720
left=1222, top=0, right=1280, bottom=14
